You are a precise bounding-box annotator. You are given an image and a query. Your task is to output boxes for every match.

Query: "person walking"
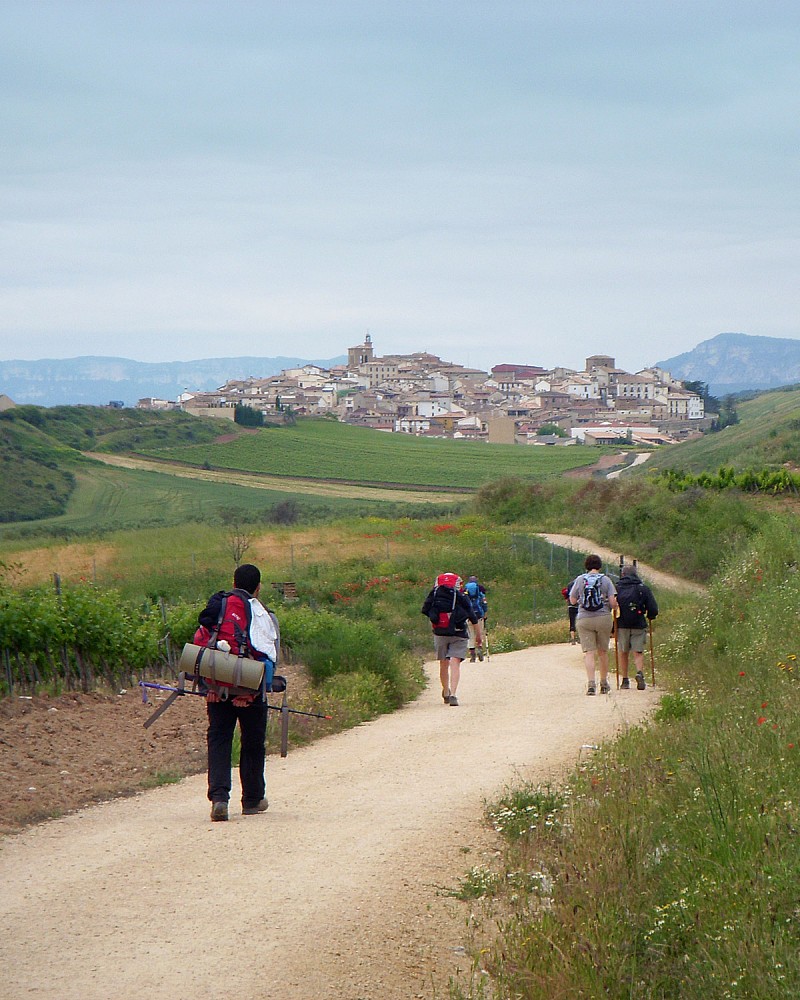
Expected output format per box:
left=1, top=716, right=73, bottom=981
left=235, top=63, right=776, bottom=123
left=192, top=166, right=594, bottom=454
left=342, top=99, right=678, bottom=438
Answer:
left=194, top=563, right=280, bottom=821
left=615, top=564, right=658, bottom=689
left=562, top=578, right=579, bottom=644
left=421, top=573, right=479, bottom=706
left=464, top=576, right=488, bottom=661
left=570, top=555, right=618, bottom=695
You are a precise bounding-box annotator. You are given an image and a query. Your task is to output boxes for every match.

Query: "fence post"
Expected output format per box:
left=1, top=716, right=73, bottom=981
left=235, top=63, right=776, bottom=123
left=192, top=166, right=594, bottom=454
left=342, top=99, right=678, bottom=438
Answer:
left=3, top=648, right=12, bottom=696
left=159, top=597, right=174, bottom=671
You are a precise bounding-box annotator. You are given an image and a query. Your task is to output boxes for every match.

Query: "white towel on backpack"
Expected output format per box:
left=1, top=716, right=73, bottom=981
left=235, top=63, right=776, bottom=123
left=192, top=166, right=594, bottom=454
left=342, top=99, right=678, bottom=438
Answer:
left=248, top=598, right=278, bottom=661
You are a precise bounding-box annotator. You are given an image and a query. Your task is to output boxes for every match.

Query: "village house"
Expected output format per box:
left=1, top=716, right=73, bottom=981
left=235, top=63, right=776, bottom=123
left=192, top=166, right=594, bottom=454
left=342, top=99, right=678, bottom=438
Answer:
left=151, top=339, right=707, bottom=446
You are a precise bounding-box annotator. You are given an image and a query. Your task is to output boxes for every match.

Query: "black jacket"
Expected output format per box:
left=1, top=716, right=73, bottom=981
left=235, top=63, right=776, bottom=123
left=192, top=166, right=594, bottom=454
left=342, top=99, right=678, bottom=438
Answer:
left=615, top=573, right=658, bottom=629
left=421, top=586, right=478, bottom=637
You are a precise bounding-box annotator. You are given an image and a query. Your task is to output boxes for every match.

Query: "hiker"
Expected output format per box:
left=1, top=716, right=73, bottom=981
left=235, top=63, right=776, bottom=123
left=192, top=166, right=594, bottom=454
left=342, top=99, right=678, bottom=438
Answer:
left=464, top=576, right=488, bottom=661
left=421, top=573, right=479, bottom=706
left=570, top=555, right=618, bottom=695
left=562, top=578, right=578, bottom=643
left=194, top=563, right=280, bottom=821
left=615, top=564, right=658, bottom=690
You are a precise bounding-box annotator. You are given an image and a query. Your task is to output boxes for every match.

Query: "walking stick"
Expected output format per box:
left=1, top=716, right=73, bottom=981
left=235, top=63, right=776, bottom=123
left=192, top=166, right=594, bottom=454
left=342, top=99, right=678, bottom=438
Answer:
left=614, top=610, right=619, bottom=689
left=649, top=619, right=656, bottom=687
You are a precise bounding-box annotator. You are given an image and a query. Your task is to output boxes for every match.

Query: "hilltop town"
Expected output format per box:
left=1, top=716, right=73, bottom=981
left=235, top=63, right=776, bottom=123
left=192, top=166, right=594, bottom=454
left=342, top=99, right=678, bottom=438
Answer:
left=138, top=335, right=709, bottom=446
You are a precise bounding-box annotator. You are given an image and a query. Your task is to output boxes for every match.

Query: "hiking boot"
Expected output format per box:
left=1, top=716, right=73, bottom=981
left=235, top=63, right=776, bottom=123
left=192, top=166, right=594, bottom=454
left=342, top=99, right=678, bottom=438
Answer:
left=242, top=798, right=269, bottom=815
left=448, top=695, right=459, bottom=706
left=469, top=650, right=476, bottom=662
left=636, top=671, right=646, bottom=691
left=210, top=801, right=228, bottom=822
left=587, top=682, right=596, bottom=696
left=442, top=689, right=451, bottom=703
left=600, top=681, right=611, bottom=695
left=620, top=677, right=630, bottom=690
left=477, top=647, right=484, bottom=662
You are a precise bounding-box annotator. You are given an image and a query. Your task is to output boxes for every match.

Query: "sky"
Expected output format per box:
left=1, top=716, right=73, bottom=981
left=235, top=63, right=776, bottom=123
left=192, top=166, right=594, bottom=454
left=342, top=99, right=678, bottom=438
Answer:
left=2, top=1, right=799, bottom=375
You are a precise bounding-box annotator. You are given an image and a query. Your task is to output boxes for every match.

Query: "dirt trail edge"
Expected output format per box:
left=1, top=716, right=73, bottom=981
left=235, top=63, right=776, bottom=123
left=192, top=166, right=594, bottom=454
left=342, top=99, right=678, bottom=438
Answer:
left=539, top=533, right=707, bottom=594
left=0, top=645, right=656, bottom=1000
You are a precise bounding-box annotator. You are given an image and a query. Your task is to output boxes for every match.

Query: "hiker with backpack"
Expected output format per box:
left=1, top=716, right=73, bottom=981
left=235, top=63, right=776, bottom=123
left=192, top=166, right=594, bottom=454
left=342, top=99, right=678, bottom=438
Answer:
left=569, top=554, right=618, bottom=695
left=464, top=576, right=488, bottom=662
left=194, top=563, right=281, bottom=822
left=421, top=573, right=479, bottom=706
left=615, top=564, right=658, bottom=690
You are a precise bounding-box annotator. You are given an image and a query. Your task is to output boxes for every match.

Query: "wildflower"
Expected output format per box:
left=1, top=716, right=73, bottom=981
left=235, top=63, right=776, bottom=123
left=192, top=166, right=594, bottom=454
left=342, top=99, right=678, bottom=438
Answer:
left=739, top=671, right=746, bottom=677
left=757, top=716, right=767, bottom=725
left=789, top=744, right=795, bottom=749
left=762, top=702, right=769, bottom=709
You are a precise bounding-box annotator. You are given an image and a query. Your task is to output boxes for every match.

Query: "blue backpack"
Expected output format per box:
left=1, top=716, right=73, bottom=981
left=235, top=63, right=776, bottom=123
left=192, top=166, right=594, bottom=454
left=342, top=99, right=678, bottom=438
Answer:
left=464, top=580, right=487, bottom=617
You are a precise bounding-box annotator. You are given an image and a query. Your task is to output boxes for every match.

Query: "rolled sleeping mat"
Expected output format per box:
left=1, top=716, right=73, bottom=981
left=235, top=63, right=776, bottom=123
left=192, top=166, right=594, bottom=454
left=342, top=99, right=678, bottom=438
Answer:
left=178, top=643, right=264, bottom=690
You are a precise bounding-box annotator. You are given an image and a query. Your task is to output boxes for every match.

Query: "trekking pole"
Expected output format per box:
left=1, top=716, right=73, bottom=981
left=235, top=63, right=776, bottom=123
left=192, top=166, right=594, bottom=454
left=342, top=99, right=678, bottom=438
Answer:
left=649, top=619, right=656, bottom=687
left=614, top=609, right=619, bottom=689
left=484, top=622, right=490, bottom=662
left=280, top=687, right=290, bottom=758
left=138, top=680, right=332, bottom=730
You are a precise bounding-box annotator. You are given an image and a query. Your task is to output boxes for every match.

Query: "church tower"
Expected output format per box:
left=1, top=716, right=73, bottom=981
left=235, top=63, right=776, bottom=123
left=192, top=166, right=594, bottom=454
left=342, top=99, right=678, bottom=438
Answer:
left=347, top=332, right=375, bottom=369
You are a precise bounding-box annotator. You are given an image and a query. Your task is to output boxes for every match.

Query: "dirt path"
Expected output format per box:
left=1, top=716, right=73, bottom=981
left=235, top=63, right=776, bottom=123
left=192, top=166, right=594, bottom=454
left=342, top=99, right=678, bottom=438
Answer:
left=539, top=533, right=707, bottom=594
left=0, top=646, right=656, bottom=1000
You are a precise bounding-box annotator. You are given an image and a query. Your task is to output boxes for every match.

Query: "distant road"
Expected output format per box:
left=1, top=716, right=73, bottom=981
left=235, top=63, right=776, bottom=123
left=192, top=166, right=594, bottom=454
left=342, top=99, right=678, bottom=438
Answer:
left=607, top=452, right=652, bottom=479
left=83, top=452, right=468, bottom=504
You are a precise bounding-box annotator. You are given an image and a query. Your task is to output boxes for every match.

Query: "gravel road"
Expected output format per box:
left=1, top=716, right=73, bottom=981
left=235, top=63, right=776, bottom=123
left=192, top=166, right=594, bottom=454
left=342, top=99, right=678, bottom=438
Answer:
left=1, top=643, right=656, bottom=1000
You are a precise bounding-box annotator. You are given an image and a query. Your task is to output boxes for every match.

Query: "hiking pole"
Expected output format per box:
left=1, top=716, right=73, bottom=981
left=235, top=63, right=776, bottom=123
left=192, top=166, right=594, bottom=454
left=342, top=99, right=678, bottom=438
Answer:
left=138, top=681, right=332, bottom=730
left=280, top=687, right=290, bottom=758
left=614, top=610, right=619, bottom=689
left=649, top=619, right=656, bottom=687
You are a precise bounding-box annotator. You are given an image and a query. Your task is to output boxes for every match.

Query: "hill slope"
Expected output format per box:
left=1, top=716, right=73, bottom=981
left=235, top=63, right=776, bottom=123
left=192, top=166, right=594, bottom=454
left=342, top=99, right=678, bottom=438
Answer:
left=640, top=384, right=800, bottom=475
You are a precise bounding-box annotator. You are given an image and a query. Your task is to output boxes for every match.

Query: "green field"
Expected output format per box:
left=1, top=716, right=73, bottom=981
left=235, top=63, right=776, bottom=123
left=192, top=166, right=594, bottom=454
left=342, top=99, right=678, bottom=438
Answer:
left=146, top=417, right=603, bottom=487
left=0, top=460, right=443, bottom=543
left=644, top=385, right=800, bottom=475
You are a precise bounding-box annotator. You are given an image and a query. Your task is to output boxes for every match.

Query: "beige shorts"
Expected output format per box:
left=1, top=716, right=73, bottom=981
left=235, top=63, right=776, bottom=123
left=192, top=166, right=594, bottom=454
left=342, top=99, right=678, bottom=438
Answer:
left=616, top=627, right=647, bottom=653
left=576, top=614, right=614, bottom=652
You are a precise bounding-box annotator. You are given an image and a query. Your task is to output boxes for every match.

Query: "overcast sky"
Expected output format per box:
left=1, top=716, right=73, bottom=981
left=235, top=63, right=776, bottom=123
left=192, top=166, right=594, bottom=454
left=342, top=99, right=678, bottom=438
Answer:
left=2, top=1, right=798, bottom=373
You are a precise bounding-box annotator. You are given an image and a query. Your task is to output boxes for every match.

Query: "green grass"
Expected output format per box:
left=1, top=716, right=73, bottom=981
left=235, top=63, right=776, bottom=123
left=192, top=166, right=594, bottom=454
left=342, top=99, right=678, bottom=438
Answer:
left=644, top=385, right=800, bottom=475
left=0, top=460, right=455, bottom=542
left=145, top=417, right=604, bottom=488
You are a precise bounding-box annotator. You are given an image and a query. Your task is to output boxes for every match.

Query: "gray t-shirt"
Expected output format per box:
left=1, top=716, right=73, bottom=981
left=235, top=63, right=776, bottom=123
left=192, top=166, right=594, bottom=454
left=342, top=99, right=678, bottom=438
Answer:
left=570, top=573, right=616, bottom=618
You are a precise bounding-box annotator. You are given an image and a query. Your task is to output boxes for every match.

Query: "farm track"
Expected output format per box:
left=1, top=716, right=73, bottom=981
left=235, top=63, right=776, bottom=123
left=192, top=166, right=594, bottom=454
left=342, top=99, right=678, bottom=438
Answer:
left=83, top=451, right=471, bottom=504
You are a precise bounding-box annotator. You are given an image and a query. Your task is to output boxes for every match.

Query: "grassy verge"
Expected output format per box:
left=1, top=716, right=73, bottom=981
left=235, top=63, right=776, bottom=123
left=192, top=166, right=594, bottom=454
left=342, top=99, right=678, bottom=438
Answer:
left=451, top=516, right=800, bottom=999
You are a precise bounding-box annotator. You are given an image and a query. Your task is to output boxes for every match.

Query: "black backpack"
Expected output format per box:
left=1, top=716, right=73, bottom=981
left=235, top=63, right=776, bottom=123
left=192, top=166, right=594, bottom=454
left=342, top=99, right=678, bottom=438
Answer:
left=427, top=585, right=458, bottom=632
left=580, top=573, right=605, bottom=612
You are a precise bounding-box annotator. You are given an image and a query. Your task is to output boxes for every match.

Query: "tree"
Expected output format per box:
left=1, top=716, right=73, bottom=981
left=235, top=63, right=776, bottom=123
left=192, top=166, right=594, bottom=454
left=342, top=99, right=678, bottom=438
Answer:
left=234, top=403, right=264, bottom=428
left=220, top=508, right=253, bottom=567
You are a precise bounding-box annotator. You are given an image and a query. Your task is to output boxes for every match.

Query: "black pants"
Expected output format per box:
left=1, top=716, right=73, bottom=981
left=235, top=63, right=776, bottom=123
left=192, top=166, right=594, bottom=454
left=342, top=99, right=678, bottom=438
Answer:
left=568, top=605, right=578, bottom=632
left=207, top=699, right=268, bottom=807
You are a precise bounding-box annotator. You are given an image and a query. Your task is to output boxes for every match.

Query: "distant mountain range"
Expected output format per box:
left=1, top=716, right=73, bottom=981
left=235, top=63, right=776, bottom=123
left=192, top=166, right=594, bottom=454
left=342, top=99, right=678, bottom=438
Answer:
left=0, top=355, right=346, bottom=407
left=3, top=332, right=800, bottom=407
left=655, top=333, right=800, bottom=397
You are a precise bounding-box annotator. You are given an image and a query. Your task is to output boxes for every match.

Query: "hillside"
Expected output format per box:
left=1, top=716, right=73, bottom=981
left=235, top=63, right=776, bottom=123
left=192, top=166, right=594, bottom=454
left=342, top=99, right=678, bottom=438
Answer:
left=641, top=384, right=800, bottom=475
left=0, top=406, right=240, bottom=524
left=0, top=354, right=345, bottom=407
left=0, top=414, right=77, bottom=522
left=656, top=332, right=800, bottom=396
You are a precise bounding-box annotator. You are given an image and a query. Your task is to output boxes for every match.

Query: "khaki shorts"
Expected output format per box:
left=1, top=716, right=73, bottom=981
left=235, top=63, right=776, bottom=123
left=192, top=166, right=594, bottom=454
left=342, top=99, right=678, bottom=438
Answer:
left=576, top=614, right=614, bottom=652
left=616, top=627, right=647, bottom=653
left=434, top=635, right=469, bottom=661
